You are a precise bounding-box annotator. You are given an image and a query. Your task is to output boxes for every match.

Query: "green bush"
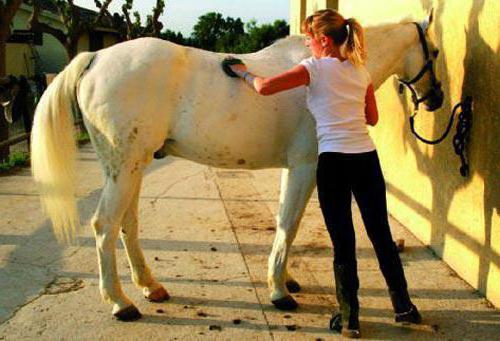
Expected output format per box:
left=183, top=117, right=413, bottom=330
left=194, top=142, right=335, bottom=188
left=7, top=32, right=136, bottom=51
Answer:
left=0, top=151, right=30, bottom=173
left=77, top=130, right=90, bottom=143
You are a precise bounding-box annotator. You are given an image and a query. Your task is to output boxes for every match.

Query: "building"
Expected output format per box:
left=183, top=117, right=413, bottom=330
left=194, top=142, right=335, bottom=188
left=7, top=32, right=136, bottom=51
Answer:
left=6, top=0, right=120, bottom=77
left=290, top=0, right=499, bottom=307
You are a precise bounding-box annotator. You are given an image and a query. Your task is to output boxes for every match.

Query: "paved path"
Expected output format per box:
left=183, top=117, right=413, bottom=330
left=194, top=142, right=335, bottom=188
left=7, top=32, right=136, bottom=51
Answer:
left=0, top=144, right=498, bottom=339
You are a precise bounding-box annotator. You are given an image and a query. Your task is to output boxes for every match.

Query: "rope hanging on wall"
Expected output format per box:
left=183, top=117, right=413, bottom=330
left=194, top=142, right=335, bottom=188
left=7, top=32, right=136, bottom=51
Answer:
left=452, top=96, right=473, bottom=177
left=409, top=96, right=473, bottom=178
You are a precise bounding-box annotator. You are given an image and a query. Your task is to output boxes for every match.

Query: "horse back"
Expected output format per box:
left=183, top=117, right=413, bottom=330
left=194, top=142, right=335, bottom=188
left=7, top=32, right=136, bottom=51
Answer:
left=78, top=38, right=314, bottom=170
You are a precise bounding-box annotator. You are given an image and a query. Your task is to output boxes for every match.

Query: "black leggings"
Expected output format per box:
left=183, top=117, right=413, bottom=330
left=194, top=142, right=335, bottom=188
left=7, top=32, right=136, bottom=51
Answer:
left=316, top=150, right=407, bottom=291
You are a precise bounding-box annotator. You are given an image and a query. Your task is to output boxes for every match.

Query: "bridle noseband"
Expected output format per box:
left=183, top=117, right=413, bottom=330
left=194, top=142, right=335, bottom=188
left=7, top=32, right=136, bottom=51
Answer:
left=397, top=22, right=441, bottom=110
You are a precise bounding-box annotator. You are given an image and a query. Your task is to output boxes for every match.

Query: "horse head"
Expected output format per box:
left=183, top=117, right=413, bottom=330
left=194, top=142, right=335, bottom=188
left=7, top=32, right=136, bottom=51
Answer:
left=0, top=75, right=20, bottom=124
left=398, top=9, right=444, bottom=112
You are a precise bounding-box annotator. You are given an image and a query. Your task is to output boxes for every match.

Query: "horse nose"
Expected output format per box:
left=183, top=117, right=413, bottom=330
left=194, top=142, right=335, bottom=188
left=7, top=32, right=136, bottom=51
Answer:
left=426, top=89, right=444, bottom=111
left=424, top=81, right=444, bottom=111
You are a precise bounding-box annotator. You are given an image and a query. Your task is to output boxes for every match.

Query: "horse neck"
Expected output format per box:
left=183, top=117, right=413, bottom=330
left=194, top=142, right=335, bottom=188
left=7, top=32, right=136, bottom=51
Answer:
left=260, top=36, right=310, bottom=62
left=366, top=23, right=419, bottom=89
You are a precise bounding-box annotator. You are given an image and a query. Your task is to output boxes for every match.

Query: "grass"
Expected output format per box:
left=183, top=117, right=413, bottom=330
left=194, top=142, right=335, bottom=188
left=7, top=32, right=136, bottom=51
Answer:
left=0, top=151, right=30, bottom=173
left=0, top=129, right=89, bottom=175
left=77, top=130, right=90, bottom=143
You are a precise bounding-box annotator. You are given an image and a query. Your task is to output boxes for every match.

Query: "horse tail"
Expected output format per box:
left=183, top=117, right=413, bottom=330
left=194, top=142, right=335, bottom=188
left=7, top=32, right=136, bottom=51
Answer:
left=31, top=52, right=96, bottom=243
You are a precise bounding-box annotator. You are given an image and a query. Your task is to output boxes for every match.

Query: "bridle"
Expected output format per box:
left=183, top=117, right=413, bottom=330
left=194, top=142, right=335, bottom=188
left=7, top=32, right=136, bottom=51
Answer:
left=397, top=23, right=473, bottom=178
left=398, top=22, right=450, bottom=145
left=397, top=22, right=441, bottom=111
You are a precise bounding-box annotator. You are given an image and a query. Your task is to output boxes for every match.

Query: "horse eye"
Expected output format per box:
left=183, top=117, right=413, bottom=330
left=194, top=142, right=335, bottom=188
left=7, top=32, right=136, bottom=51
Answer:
left=433, top=49, right=439, bottom=58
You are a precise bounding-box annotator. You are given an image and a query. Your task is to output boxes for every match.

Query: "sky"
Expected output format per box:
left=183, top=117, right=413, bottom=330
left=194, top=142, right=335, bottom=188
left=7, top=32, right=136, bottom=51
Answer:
left=75, top=0, right=290, bottom=36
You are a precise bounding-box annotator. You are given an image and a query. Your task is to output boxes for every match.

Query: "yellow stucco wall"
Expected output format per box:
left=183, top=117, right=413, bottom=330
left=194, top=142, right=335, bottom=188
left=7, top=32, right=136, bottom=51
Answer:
left=5, top=44, right=32, bottom=76
left=292, top=0, right=499, bottom=306
left=103, top=34, right=119, bottom=48
left=78, top=34, right=90, bottom=54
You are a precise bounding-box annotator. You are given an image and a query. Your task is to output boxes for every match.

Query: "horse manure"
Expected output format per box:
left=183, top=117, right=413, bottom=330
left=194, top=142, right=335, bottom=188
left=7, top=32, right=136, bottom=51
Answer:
left=197, top=311, right=208, bottom=317
left=209, top=325, right=222, bottom=331
left=431, top=324, right=439, bottom=332
left=232, top=319, right=242, bottom=325
left=210, top=247, right=217, bottom=251
left=183, top=305, right=190, bottom=309
left=284, top=314, right=292, bottom=319
left=154, top=257, right=159, bottom=261
left=285, top=324, right=298, bottom=331
left=156, top=309, right=164, bottom=314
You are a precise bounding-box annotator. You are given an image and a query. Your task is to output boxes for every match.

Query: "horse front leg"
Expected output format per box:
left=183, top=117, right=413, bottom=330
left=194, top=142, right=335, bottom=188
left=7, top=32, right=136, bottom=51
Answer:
left=268, top=163, right=316, bottom=310
left=120, top=175, right=170, bottom=303
left=92, top=168, right=143, bottom=321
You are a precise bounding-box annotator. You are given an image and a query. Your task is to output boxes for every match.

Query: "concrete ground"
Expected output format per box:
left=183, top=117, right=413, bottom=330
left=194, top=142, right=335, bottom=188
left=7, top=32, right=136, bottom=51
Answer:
left=0, top=144, right=498, bottom=340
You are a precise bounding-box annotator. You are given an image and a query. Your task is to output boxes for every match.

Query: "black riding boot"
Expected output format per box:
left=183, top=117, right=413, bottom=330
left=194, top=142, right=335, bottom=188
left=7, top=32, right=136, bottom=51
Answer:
left=379, top=242, right=421, bottom=324
left=389, top=289, right=422, bottom=324
left=329, top=263, right=361, bottom=338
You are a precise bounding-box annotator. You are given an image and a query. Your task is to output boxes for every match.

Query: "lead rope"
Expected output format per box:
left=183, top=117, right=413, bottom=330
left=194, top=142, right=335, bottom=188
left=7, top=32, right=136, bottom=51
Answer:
left=452, top=96, right=473, bottom=177
left=409, top=96, right=473, bottom=177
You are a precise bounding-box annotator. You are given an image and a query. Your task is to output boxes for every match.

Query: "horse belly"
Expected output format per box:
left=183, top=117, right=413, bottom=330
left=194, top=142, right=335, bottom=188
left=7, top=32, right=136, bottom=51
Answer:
left=166, top=115, right=288, bottom=169
left=166, top=94, right=306, bottom=169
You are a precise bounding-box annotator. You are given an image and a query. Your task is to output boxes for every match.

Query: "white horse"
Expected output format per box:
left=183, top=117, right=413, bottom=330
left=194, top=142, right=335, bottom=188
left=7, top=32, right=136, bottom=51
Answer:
left=31, top=14, right=443, bottom=320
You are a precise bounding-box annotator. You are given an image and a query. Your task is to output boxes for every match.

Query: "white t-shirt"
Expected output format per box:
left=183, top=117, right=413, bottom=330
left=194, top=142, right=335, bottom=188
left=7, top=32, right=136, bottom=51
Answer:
left=300, top=57, right=376, bottom=154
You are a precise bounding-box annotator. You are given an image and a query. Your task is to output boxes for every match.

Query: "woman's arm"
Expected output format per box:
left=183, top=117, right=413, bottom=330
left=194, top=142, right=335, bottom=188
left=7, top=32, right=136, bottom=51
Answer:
left=230, top=63, right=310, bottom=96
left=365, top=83, right=379, bottom=126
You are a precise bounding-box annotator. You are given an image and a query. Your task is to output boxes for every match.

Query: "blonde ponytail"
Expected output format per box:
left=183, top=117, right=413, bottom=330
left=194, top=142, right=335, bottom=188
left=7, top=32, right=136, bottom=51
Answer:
left=343, top=18, right=366, bottom=66
left=302, top=10, right=367, bottom=66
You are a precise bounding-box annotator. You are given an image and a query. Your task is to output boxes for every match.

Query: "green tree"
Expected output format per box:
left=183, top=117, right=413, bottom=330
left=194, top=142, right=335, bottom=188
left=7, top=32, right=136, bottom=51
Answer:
left=188, top=13, right=288, bottom=53
left=160, top=29, right=188, bottom=45
left=120, top=0, right=165, bottom=40
left=191, top=12, right=226, bottom=50
left=235, top=19, right=289, bottom=53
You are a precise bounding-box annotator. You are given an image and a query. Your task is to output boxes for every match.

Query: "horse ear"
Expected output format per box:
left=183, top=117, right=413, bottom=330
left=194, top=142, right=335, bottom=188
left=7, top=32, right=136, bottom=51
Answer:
left=421, top=8, right=434, bottom=33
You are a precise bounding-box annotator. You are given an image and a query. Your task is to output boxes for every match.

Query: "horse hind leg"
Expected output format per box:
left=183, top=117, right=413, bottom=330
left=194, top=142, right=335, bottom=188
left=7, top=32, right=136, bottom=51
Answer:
left=268, top=163, right=316, bottom=310
left=120, top=174, right=170, bottom=303
left=92, top=164, right=144, bottom=321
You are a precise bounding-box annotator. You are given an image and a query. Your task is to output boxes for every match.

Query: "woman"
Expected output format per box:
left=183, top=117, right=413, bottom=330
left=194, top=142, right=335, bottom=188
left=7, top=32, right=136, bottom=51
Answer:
left=225, top=9, right=421, bottom=338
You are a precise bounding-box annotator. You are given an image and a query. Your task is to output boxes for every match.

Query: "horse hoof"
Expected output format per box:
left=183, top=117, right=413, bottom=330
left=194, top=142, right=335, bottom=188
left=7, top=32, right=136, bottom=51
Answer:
left=114, top=305, right=142, bottom=321
left=146, top=287, right=170, bottom=302
left=272, top=295, right=298, bottom=311
left=286, top=279, right=301, bottom=293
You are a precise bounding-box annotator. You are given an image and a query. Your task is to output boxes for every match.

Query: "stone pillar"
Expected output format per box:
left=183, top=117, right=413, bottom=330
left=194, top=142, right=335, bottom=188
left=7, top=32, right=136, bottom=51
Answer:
left=290, top=0, right=340, bottom=35
left=290, top=0, right=307, bottom=35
